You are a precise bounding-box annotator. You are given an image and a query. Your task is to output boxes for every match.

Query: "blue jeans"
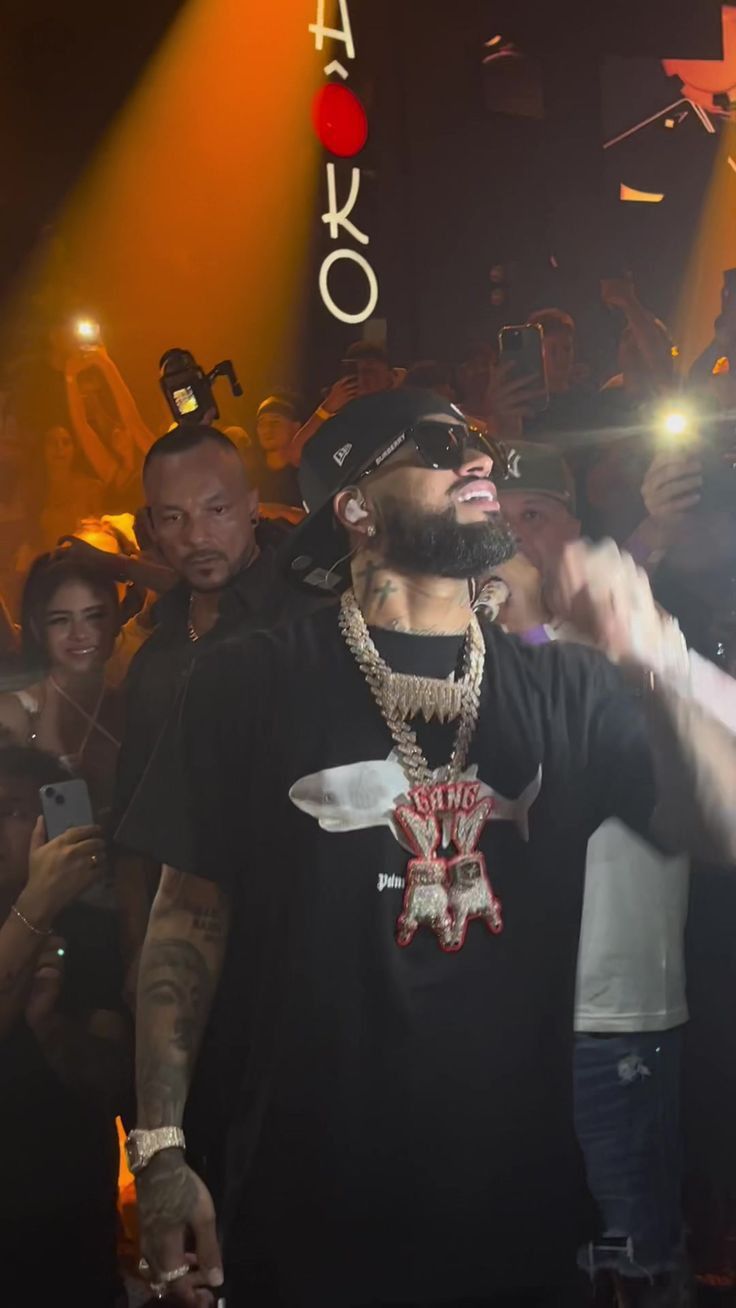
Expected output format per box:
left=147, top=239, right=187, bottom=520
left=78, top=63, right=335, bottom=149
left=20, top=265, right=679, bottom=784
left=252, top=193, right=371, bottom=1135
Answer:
left=574, top=1028, right=685, bottom=1279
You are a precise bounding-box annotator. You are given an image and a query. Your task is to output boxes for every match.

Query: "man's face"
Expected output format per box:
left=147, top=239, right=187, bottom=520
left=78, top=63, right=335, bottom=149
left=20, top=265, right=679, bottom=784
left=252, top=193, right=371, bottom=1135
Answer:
left=146, top=443, right=258, bottom=592
left=542, top=331, right=575, bottom=395
left=499, top=491, right=580, bottom=574
left=356, top=359, right=393, bottom=396
left=0, top=777, right=37, bottom=905
left=361, top=417, right=515, bottom=578
left=256, top=412, right=300, bottom=453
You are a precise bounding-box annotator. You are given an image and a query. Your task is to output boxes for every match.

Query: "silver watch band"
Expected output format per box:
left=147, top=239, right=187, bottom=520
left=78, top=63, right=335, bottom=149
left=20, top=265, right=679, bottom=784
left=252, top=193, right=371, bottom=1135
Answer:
left=126, top=1126, right=186, bottom=1175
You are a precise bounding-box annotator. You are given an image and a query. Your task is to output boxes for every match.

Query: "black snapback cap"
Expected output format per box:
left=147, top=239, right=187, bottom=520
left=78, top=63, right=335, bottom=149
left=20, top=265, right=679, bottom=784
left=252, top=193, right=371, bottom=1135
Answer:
left=283, top=388, right=466, bottom=592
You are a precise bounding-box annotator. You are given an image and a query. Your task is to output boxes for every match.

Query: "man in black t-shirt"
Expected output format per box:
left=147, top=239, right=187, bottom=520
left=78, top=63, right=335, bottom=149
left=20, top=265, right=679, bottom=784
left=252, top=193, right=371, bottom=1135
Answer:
left=122, top=390, right=736, bottom=1308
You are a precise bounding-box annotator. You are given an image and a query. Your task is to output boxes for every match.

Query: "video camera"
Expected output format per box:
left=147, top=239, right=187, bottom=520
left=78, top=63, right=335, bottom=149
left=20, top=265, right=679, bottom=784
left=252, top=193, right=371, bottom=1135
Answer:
left=159, top=348, right=243, bottom=426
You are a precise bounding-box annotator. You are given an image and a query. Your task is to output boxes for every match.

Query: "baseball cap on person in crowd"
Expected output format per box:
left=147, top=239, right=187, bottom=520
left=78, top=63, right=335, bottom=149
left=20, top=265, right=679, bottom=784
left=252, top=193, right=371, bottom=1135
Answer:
left=343, top=341, right=390, bottom=367
left=282, top=388, right=500, bottom=593
left=498, top=441, right=576, bottom=510
left=256, top=393, right=304, bottom=424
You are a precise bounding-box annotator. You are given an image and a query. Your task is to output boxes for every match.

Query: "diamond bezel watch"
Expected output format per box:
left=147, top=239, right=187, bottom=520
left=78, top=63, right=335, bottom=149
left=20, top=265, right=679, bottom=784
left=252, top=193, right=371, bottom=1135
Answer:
left=125, top=1126, right=186, bottom=1175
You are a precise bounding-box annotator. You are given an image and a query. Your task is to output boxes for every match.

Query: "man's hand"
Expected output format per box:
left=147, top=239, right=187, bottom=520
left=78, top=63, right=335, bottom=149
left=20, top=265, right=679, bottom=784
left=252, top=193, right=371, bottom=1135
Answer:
left=552, top=539, right=688, bottom=681
left=483, top=361, right=543, bottom=437
left=15, top=820, right=105, bottom=931
left=24, top=935, right=66, bottom=1029
left=641, top=450, right=702, bottom=522
left=137, top=1150, right=223, bottom=1307
left=323, top=375, right=359, bottom=415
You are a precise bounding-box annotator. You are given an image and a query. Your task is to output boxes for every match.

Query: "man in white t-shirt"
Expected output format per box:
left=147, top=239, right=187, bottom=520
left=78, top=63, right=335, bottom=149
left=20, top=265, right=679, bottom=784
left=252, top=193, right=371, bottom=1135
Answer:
left=494, top=443, right=736, bottom=1306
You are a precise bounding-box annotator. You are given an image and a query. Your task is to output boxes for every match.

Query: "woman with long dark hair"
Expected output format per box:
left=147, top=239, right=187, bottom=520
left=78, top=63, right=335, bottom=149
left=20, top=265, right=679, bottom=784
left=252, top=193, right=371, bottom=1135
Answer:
left=0, top=553, right=124, bottom=824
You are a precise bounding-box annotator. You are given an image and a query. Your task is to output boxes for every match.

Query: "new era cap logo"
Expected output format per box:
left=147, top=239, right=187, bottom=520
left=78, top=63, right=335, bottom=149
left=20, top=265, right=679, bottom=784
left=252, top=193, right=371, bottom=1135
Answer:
left=333, top=443, right=352, bottom=468
left=505, top=448, right=522, bottom=479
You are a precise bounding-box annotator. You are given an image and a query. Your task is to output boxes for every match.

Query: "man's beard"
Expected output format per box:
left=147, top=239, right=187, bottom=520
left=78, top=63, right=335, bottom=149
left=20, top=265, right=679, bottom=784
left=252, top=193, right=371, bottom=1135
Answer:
left=376, top=495, right=515, bottom=579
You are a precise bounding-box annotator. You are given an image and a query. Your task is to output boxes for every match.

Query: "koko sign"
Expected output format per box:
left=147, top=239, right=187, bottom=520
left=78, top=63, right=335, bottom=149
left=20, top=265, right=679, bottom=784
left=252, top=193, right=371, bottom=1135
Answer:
left=308, top=0, right=379, bottom=324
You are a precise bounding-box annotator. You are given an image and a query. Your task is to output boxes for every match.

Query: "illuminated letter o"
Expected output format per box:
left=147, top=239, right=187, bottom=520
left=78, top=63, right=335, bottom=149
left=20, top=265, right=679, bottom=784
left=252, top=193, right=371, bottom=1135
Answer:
left=318, top=248, right=379, bottom=324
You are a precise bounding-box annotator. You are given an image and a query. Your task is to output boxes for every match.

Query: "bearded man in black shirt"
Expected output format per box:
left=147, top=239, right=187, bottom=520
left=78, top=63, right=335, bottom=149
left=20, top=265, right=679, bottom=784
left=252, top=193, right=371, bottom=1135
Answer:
left=123, top=389, right=736, bottom=1308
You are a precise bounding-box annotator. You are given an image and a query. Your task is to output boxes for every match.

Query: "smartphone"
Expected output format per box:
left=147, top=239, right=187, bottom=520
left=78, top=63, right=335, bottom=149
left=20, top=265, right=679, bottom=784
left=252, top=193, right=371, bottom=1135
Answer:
left=40, top=779, right=94, bottom=841
left=497, top=324, right=548, bottom=413
left=700, top=448, right=736, bottom=515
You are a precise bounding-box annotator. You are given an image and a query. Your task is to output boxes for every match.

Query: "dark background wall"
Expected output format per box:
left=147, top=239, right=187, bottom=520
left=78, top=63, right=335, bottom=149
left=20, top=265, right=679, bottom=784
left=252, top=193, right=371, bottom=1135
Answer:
left=0, top=0, right=727, bottom=419
left=302, top=0, right=725, bottom=393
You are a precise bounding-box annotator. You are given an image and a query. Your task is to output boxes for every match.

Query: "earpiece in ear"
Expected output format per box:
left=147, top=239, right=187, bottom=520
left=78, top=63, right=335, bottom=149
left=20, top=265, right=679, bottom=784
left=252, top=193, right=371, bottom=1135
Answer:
left=344, top=496, right=369, bottom=525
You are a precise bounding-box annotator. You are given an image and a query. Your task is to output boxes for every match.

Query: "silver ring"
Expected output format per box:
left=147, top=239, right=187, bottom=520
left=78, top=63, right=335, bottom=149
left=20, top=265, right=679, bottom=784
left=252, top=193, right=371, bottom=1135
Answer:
left=90, top=853, right=99, bottom=867
left=158, top=1264, right=190, bottom=1284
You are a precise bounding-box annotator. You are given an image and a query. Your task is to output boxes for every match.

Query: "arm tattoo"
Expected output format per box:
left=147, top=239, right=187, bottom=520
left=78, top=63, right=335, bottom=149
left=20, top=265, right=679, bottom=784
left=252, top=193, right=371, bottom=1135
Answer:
left=178, top=897, right=230, bottom=946
left=137, top=937, right=215, bottom=1128
left=136, top=1146, right=199, bottom=1231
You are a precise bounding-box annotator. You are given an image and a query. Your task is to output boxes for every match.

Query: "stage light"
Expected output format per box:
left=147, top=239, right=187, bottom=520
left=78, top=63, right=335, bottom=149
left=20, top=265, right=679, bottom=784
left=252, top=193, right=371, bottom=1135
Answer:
left=8, top=0, right=330, bottom=417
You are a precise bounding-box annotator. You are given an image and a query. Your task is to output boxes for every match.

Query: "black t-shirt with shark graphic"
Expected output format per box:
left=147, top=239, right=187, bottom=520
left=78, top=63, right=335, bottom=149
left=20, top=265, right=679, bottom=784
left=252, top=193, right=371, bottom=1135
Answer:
left=122, top=605, right=656, bottom=1306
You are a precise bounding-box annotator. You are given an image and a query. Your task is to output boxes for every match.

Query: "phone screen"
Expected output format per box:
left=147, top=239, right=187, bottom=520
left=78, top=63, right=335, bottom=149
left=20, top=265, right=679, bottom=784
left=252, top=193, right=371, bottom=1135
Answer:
left=173, top=385, right=198, bottom=415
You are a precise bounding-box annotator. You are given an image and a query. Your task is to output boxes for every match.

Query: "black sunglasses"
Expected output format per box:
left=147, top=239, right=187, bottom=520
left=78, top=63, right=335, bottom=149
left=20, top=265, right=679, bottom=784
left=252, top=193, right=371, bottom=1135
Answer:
left=358, top=420, right=508, bottom=482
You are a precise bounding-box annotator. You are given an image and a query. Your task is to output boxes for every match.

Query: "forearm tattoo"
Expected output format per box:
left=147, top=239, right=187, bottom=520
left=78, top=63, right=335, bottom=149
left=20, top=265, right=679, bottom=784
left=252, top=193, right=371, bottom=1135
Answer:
left=136, top=880, right=229, bottom=1129
left=137, top=937, right=214, bottom=1126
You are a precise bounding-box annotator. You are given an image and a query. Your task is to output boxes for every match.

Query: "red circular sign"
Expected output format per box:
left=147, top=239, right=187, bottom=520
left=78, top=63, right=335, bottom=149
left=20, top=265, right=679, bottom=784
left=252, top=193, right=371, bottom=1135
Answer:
left=312, top=83, right=368, bottom=157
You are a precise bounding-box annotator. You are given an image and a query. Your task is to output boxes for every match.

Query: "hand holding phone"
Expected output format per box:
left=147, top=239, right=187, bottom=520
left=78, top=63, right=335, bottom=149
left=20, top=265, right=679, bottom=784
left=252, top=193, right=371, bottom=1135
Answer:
left=13, top=781, right=105, bottom=931
left=497, top=325, right=548, bottom=415
left=323, top=374, right=359, bottom=414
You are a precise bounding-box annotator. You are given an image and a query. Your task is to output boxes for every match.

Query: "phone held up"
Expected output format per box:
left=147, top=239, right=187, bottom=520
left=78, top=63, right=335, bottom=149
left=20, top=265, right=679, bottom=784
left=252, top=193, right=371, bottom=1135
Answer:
left=497, top=324, right=549, bottom=415
left=40, top=779, right=94, bottom=841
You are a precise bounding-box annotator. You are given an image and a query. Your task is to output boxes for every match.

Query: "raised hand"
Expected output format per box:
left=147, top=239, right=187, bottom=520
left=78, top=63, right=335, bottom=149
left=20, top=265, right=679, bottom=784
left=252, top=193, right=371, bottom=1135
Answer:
left=483, top=361, right=544, bottom=436
left=641, top=449, right=702, bottom=522
left=323, top=375, right=359, bottom=414
left=552, top=539, right=688, bottom=683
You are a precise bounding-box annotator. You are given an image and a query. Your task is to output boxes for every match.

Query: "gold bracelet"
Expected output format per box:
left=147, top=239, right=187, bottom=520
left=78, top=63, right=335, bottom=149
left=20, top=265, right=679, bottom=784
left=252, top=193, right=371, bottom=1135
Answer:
left=11, top=903, right=51, bottom=938
left=315, top=405, right=333, bottom=422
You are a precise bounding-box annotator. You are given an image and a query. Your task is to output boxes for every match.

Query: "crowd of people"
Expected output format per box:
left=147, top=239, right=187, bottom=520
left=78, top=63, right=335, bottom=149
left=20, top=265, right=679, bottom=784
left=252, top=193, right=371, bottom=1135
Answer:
left=1, top=268, right=736, bottom=1308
